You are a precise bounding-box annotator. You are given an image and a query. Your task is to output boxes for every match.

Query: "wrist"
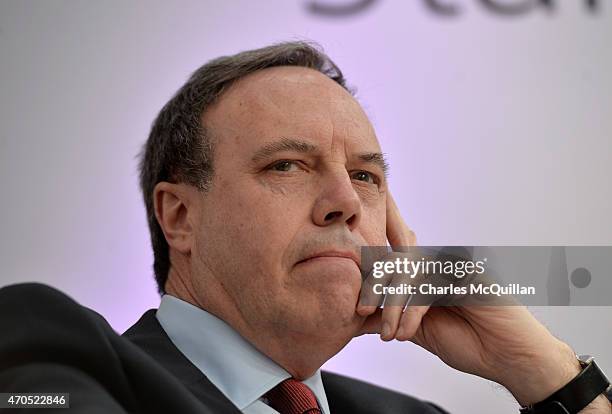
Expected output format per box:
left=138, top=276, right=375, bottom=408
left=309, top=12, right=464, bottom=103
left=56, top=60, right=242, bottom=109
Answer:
left=514, top=351, right=611, bottom=414
left=580, top=393, right=611, bottom=414
left=503, top=339, right=581, bottom=406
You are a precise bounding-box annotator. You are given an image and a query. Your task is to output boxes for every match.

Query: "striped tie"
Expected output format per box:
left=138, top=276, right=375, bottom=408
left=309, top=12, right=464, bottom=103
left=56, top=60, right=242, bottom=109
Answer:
left=264, top=378, right=322, bottom=414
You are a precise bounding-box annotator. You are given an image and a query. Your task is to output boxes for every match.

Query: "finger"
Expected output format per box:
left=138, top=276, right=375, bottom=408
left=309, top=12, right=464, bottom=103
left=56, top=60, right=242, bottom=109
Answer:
left=380, top=303, right=403, bottom=341
left=396, top=305, right=430, bottom=341
left=357, top=249, right=396, bottom=316
left=378, top=269, right=415, bottom=341
left=356, top=308, right=383, bottom=336
left=356, top=303, right=378, bottom=317
left=386, top=192, right=417, bottom=248
left=408, top=307, right=442, bottom=353
left=356, top=279, right=382, bottom=317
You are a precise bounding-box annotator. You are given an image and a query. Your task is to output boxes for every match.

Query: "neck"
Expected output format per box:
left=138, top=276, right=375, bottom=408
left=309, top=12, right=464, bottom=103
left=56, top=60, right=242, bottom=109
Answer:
left=165, top=271, right=348, bottom=380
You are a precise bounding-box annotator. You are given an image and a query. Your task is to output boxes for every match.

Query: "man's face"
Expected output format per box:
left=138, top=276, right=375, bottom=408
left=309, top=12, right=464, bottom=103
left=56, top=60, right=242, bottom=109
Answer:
left=191, top=66, right=387, bottom=349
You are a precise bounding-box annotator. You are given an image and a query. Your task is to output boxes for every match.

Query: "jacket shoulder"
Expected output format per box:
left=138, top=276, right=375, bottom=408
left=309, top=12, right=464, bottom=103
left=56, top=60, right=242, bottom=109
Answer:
left=0, top=283, right=217, bottom=414
left=321, top=370, right=449, bottom=414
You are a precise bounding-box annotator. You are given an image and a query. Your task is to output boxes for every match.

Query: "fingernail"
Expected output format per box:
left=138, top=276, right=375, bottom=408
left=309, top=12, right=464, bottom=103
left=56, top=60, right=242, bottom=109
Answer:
left=396, top=327, right=405, bottom=340
left=381, top=322, right=391, bottom=340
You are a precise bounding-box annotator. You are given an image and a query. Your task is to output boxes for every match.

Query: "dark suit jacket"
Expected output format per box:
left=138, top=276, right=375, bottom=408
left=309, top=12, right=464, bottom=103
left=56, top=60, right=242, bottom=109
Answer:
left=0, top=283, right=448, bottom=413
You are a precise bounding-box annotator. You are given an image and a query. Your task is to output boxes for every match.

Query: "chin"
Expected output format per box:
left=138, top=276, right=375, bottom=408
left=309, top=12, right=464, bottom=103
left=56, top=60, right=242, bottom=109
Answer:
left=304, top=294, right=362, bottom=341
left=316, top=313, right=362, bottom=352
left=280, top=269, right=363, bottom=340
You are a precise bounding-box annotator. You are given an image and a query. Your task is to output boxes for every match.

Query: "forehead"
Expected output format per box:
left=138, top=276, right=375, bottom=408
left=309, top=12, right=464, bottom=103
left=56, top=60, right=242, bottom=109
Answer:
left=202, top=66, right=380, bottom=155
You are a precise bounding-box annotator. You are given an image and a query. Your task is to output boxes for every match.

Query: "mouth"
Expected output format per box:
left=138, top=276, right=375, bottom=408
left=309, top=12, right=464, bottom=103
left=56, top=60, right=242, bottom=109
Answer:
left=296, top=251, right=361, bottom=270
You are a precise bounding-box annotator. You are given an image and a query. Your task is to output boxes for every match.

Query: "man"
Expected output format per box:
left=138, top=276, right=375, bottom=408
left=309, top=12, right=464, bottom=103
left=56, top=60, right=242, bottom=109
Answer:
left=0, top=42, right=609, bottom=413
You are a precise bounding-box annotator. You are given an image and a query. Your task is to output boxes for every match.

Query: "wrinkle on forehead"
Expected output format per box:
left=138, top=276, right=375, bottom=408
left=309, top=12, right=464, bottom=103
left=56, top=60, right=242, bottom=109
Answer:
left=228, top=66, right=355, bottom=115
left=204, top=66, right=381, bottom=162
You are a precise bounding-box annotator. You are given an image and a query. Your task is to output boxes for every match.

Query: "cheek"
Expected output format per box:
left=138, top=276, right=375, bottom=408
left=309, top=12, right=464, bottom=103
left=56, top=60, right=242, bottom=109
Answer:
left=201, top=181, right=309, bottom=275
left=359, top=201, right=387, bottom=246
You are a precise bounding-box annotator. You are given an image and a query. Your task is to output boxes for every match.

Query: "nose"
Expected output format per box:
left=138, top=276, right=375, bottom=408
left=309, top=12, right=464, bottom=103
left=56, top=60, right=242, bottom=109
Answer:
left=312, top=169, right=362, bottom=231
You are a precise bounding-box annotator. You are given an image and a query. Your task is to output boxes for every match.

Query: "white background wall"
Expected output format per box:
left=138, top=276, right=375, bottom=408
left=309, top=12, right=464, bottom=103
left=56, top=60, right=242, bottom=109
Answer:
left=1, top=1, right=610, bottom=413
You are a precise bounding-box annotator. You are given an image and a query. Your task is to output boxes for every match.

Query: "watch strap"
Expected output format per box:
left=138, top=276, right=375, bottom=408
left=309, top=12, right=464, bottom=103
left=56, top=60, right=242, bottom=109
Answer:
left=520, top=358, right=610, bottom=414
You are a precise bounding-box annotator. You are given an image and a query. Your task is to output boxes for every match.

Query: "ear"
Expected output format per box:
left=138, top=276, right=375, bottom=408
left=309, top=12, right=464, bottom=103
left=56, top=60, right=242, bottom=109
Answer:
left=153, top=182, right=196, bottom=255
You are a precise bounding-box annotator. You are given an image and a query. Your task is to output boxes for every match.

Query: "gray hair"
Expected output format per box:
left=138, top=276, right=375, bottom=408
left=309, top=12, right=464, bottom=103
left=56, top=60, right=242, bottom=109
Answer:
left=138, top=41, right=350, bottom=294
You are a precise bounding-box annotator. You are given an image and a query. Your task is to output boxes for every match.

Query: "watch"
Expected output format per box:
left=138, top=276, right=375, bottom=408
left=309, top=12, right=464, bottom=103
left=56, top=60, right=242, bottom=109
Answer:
left=520, top=355, right=611, bottom=414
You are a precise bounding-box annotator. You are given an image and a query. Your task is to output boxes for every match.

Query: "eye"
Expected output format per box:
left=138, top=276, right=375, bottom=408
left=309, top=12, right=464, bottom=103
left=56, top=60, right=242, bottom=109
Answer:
left=351, top=170, right=377, bottom=184
left=269, top=160, right=300, bottom=172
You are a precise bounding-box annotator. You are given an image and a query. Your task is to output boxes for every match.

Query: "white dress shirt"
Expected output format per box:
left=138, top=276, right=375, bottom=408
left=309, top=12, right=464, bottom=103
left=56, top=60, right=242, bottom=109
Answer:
left=156, top=294, right=330, bottom=414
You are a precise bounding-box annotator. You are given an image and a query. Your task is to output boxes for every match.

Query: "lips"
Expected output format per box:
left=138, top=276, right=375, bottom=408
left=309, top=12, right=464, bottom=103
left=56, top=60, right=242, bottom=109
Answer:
left=296, top=250, right=361, bottom=270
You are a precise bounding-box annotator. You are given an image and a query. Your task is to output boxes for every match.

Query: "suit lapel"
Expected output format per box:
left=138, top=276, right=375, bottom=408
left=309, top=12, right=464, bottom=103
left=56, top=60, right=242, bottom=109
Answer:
left=122, top=309, right=242, bottom=414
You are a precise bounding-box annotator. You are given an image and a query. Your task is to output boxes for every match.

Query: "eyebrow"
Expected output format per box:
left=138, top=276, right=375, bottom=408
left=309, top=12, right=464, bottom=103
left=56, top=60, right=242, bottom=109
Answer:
left=251, top=137, right=317, bottom=163
left=251, top=137, right=389, bottom=176
left=358, top=152, right=389, bottom=177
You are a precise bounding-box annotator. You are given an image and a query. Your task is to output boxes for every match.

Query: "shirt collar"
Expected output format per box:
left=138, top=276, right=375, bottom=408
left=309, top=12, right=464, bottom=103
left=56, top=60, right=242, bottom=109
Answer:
left=156, top=294, right=330, bottom=413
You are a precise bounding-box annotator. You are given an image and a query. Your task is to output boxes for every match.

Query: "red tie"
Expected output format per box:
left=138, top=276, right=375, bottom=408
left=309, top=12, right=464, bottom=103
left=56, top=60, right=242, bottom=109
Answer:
left=264, top=378, right=322, bottom=414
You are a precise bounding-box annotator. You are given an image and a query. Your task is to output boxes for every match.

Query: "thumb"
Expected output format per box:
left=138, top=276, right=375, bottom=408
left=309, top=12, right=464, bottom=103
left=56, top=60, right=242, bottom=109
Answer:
left=355, top=308, right=383, bottom=337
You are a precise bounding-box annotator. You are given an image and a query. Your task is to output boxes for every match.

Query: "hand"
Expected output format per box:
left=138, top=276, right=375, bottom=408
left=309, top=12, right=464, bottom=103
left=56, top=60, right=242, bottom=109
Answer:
left=355, top=192, right=587, bottom=407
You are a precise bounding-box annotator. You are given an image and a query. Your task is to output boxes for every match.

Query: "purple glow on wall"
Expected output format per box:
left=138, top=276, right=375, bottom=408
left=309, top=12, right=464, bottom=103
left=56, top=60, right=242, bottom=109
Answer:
left=1, top=2, right=610, bottom=413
